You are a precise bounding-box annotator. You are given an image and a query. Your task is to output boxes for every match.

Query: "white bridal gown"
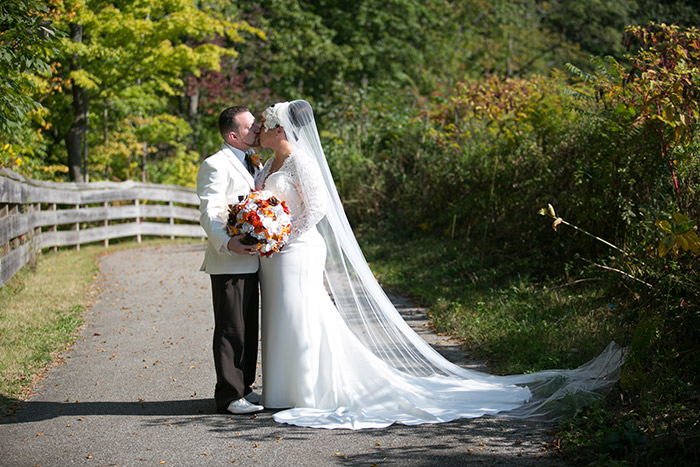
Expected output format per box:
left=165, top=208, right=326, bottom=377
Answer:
left=255, top=151, right=562, bottom=429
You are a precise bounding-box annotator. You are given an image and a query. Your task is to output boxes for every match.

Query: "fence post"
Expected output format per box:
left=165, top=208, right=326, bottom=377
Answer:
left=32, top=203, right=41, bottom=266
left=104, top=201, right=109, bottom=247
left=169, top=201, right=174, bottom=240
left=1, top=203, right=8, bottom=257
left=51, top=203, right=58, bottom=253
left=74, top=204, right=80, bottom=251
left=135, top=199, right=141, bottom=243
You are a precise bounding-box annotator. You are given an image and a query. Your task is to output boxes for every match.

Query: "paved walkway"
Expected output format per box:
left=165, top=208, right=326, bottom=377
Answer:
left=0, top=244, right=564, bottom=466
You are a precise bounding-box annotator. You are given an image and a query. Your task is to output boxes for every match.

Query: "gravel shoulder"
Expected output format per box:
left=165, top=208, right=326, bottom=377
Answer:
left=0, top=243, right=566, bottom=466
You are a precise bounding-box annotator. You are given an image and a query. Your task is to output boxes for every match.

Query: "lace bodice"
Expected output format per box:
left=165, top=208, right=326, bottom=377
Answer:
left=256, top=151, right=327, bottom=240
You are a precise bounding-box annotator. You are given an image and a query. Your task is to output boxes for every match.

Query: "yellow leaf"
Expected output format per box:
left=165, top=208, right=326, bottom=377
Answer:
left=658, top=235, right=673, bottom=257
left=547, top=203, right=556, bottom=217
left=676, top=234, right=688, bottom=251
left=687, top=230, right=700, bottom=244
left=673, top=125, right=684, bottom=144
left=664, top=105, right=675, bottom=123
left=655, top=220, right=673, bottom=234
left=681, top=231, right=700, bottom=252
left=672, top=212, right=691, bottom=224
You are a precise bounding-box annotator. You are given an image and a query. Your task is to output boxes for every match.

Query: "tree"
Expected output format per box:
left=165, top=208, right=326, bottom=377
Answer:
left=538, top=0, right=638, bottom=61
left=45, top=0, right=250, bottom=181
left=0, top=0, right=60, bottom=168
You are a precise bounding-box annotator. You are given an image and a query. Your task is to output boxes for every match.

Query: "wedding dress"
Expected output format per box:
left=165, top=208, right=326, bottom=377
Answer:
left=254, top=100, right=625, bottom=430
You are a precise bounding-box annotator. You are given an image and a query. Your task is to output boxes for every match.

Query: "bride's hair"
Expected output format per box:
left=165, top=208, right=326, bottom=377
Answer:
left=288, top=100, right=314, bottom=130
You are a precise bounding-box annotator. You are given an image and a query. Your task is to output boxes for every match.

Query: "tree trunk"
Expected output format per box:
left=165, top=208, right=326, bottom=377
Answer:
left=187, top=83, right=200, bottom=148
left=65, top=23, right=87, bottom=182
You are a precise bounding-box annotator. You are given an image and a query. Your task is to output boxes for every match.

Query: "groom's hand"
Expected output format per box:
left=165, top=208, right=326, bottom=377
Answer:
left=227, top=234, right=258, bottom=256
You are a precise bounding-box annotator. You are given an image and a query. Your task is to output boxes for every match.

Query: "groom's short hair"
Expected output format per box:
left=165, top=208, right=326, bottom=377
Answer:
left=219, top=106, right=250, bottom=137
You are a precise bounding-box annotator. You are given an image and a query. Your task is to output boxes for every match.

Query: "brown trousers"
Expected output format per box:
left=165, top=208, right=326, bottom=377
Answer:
left=210, top=273, right=259, bottom=412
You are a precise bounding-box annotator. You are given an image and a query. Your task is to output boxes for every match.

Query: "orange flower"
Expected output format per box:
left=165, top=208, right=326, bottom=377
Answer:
left=226, top=190, right=292, bottom=256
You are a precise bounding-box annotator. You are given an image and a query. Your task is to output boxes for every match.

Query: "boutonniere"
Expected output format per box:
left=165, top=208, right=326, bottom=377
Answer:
left=249, top=152, right=261, bottom=167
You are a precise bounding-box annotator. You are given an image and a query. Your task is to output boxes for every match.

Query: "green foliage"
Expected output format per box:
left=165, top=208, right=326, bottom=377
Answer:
left=0, top=0, right=60, bottom=169
left=329, top=73, right=590, bottom=262
left=13, top=0, right=258, bottom=181
left=0, top=0, right=58, bottom=131
left=236, top=0, right=348, bottom=100
left=539, top=0, right=638, bottom=59
left=86, top=112, right=200, bottom=185
left=635, top=0, right=700, bottom=29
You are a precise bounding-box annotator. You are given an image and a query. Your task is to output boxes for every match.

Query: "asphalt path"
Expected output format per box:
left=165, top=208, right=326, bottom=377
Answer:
left=0, top=243, right=565, bottom=466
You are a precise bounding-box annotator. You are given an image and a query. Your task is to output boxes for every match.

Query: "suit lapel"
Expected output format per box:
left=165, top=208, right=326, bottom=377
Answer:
left=221, top=145, right=255, bottom=189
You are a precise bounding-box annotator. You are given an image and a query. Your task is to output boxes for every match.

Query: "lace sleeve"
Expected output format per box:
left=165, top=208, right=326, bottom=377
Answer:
left=288, top=152, right=327, bottom=239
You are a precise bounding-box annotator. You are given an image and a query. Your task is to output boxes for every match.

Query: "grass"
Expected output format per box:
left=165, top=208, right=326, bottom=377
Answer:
left=360, top=230, right=621, bottom=374
left=0, top=237, right=203, bottom=407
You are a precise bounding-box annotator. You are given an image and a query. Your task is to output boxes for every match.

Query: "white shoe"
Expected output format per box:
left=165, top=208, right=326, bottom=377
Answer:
left=245, top=392, right=262, bottom=404
left=226, top=398, right=263, bottom=414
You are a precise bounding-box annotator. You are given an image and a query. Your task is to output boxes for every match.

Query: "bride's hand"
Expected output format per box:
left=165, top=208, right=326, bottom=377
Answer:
left=227, top=234, right=258, bottom=256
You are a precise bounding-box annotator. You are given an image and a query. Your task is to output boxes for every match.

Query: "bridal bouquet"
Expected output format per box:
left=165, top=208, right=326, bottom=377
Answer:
left=226, top=190, right=292, bottom=256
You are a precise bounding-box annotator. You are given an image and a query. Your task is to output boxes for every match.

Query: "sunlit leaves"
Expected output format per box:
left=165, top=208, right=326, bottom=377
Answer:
left=68, top=69, right=100, bottom=91
left=0, top=0, right=60, bottom=136
left=52, top=1, right=240, bottom=97
left=655, top=212, right=700, bottom=257
left=621, top=23, right=700, bottom=146
left=37, top=0, right=257, bottom=182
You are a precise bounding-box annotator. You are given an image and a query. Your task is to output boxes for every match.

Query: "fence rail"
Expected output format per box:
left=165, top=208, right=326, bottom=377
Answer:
left=1, top=169, right=205, bottom=288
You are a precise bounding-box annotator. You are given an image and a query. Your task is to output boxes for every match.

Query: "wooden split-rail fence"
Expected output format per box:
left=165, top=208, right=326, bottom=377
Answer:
left=0, top=168, right=205, bottom=288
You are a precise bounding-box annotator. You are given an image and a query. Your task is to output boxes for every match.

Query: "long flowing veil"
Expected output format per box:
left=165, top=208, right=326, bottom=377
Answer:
left=272, top=99, right=625, bottom=420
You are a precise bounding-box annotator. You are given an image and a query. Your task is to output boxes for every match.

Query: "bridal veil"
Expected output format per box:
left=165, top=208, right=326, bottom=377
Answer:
left=265, top=99, right=625, bottom=421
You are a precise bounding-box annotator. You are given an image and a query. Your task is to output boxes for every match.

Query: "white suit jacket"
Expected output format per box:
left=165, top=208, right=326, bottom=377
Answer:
left=197, top=143, right=259, bottom=274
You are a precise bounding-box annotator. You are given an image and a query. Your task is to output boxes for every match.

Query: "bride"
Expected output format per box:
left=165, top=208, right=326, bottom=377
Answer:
left=254, top=100, right=624, bottom=429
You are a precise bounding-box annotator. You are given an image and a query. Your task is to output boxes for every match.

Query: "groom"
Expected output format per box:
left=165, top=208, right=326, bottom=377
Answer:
left=197, top=106, right=264, bottom=415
